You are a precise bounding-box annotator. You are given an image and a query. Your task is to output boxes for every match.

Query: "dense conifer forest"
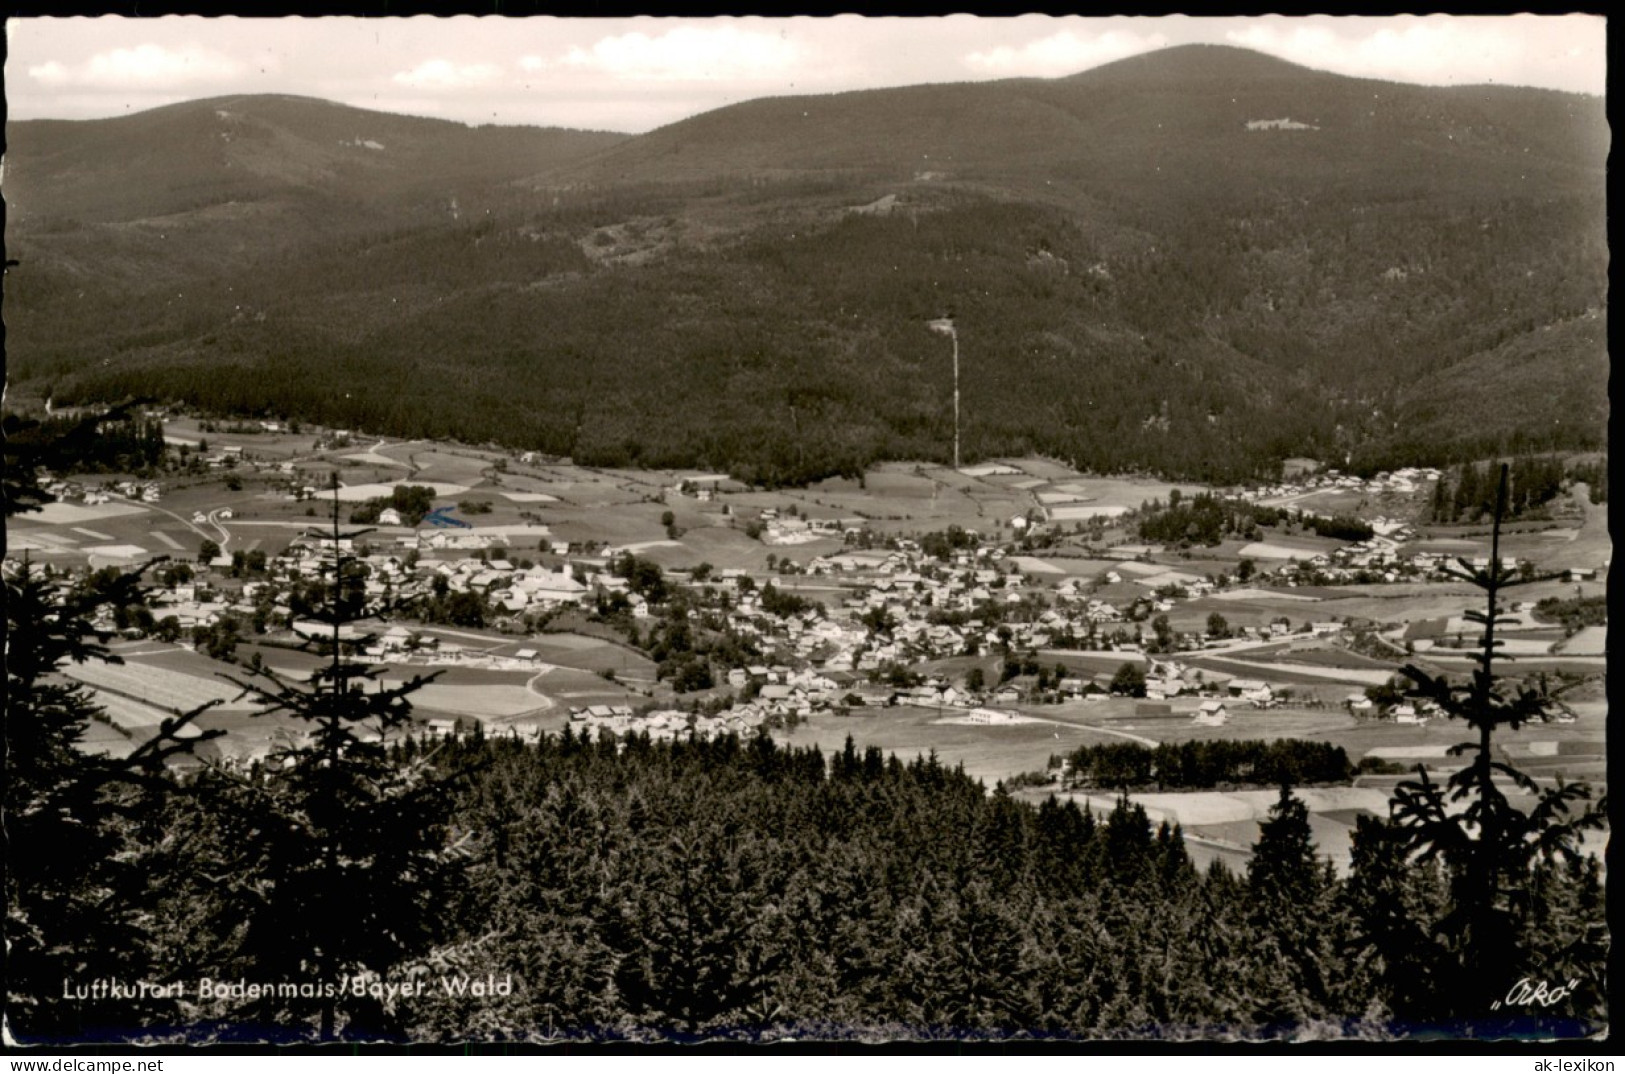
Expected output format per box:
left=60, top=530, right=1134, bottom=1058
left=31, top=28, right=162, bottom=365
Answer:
left=1060, top=739, right=1354, bottom=791
left=18, top=186, right=1605, bottom=487
left=8, top=708, right=1609, bottom=1043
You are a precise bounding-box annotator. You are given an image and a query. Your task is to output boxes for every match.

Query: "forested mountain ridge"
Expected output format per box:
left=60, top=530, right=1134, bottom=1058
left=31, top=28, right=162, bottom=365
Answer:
left=6, top=94, right=627, bottom=226
left=540, top=45, right=1603, bottom=190
left=4, top=45, right=1606, bottom=484
left=3, top=95, right=627, bottom=290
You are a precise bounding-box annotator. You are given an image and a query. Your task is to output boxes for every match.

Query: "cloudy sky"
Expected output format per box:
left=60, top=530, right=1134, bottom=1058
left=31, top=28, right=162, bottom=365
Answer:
left=5, top=14, right=1606, bottom=133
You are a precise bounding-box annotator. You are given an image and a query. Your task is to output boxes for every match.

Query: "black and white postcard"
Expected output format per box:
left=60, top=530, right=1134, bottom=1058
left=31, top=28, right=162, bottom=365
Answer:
left=3, top=13, right=1609, bottom=1049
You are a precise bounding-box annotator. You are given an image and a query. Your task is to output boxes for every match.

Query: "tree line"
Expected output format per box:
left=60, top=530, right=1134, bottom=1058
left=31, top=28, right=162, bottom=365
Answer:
left=1060, top=738, right=1355, bottom=792
left=1137, top=490, right=1373, bottom=547
left=1429, top=455, right=1577, bottom=523
left=3, top=409, right=166, bottom=476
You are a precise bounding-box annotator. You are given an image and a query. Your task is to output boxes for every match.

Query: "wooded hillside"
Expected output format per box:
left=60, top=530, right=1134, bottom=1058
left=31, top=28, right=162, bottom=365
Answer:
left=5, top=46, right=1606, bottom=484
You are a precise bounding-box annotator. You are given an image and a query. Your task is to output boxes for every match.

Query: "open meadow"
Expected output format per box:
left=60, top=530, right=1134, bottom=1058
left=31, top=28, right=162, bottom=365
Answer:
left=1086, top=706, right=1356, bottom=743
left=384, top=678, right=550, bottom=721
left=779, top=703, right=1126, bottom=786
left=78, top=717, right=140, bottom=760
left=529, top=666, right=649, bottom=712
left=62, top=657, right=253, bottom=713
left=1177, top=652, right=1389, bottom=687
left=83, top=690, right=175, bottom=731
left=1237, top=535, right=1343, bottom=560
left=378, top=444, right=493, bottom=485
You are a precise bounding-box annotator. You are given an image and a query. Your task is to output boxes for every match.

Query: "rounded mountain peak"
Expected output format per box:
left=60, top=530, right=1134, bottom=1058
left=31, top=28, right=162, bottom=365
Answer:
left=1061, top=44, right=1327, bottom=87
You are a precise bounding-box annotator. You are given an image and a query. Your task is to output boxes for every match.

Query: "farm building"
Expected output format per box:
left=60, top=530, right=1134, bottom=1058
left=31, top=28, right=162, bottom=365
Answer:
left=1228, top=679, right=1273, bottom=703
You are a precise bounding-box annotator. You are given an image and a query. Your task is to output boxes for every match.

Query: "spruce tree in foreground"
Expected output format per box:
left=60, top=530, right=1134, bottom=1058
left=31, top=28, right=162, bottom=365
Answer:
left=192, top=478, right=464, bottom=1041
left=1376, top=464, right=1606, bottom=1027
left=1243, top=786, right=1347, bottom=1030
left=5, top=560, right=228, bottom=1040
left=5, top=406, right=223, bottom=1041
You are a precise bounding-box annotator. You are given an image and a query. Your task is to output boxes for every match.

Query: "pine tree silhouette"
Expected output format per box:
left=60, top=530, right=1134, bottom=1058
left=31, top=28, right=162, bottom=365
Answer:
left=1245, top=786, right=1340, bottom=1025
left=1387, top=463, right=1606, bottom=1023
left=5, top=405, right=224, bottom=1041
left=200, top=476, right=467, bottom=1040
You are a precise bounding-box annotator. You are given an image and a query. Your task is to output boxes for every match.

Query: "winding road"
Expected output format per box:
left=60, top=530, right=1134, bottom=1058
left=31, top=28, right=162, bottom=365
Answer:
left=108, top=495, right=217, bottom=550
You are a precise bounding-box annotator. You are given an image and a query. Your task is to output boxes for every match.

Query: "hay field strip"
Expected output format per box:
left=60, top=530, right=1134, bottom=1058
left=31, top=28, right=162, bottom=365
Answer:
left=1011, top=557, right=1066, bottom=575
left=8, top=532, right=78, bottom=551
left=1210, top=587, right=1322, bottom=602
left=1095, top=708, right=1357, bottom=746
left=29, top=501, right=150, bottom=525
left=342, top=452, right=409, bottom=468
left=1274, top=649, right=1399, bottom=670
left=86, top=690, right=171, bottom=730
left=1239, top=540, right=1335, bottom=560
left=1185, top=655, right=1394, bottom=686
left=1048, top=505, right=1130, bottom=521
left=62, top=661, right=249, bottom=712
left=1039, top=557, right=1126, bottom=575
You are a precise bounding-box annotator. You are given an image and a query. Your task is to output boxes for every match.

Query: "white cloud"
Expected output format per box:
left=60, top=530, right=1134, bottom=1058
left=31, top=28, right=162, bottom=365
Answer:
left=27, top=61, right=70, bottom=84
left=518, top=55, right=547, bottom=73
left=561, top=25, right=800, bottom=82
left=28, top=42, right=246, bottom=88
left=1224, top=24, right=1331, bottom=62
left=392, top=59, right=504, bottom=89
left=964, top=29, right=1169, bottom=78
